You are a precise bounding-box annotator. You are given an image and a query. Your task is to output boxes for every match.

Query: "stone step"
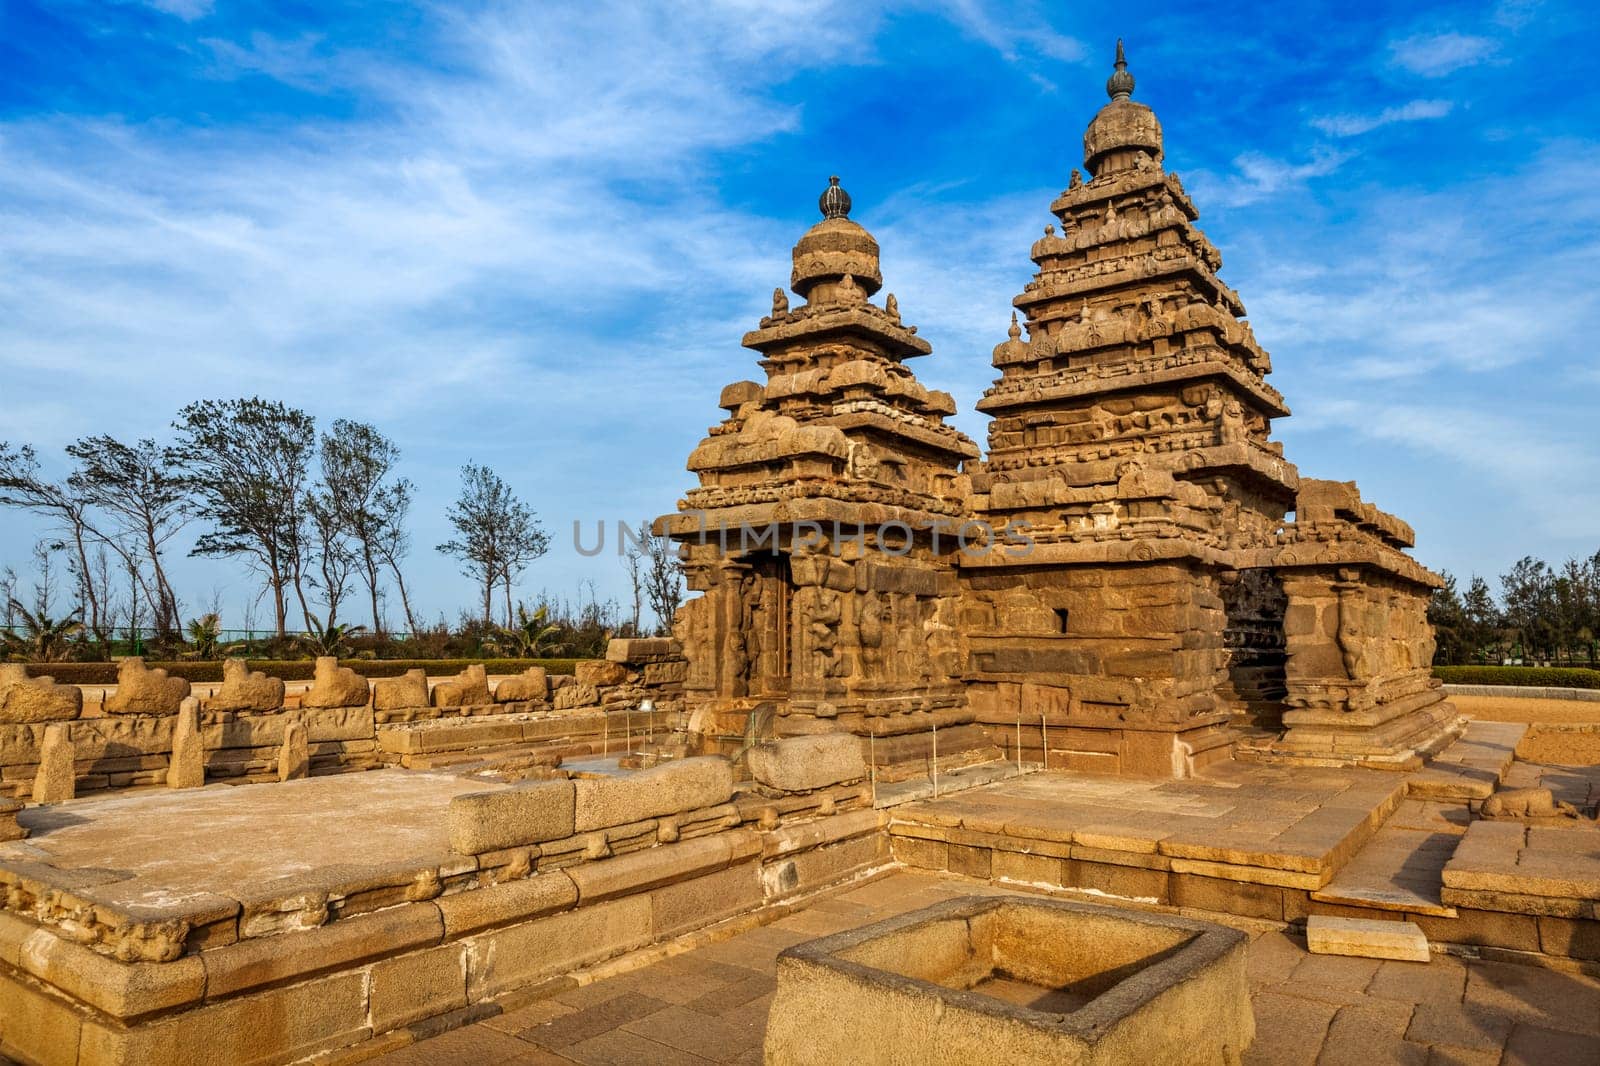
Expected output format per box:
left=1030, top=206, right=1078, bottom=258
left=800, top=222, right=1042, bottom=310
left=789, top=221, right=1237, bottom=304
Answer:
left=1306, top=915, right=1431, bottom=962
left=1310, top=799, right=1470, bottom=917
left=1406, top=720, right=1526, bottom=801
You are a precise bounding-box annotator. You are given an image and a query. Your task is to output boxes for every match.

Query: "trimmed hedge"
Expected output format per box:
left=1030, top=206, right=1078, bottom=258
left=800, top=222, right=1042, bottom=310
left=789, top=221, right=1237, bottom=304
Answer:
left=22, top=658, right=582, bottom=685
left=1433, top=665, right=1600, bottom=690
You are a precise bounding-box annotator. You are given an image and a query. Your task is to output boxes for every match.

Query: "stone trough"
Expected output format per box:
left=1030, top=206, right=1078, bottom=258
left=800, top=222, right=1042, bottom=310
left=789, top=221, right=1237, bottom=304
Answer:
left=766, top=895, right=1253, bottom=1066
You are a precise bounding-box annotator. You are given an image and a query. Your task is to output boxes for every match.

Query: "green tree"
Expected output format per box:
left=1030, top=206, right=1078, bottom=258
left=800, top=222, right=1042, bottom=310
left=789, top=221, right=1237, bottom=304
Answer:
left=317, top=421, right=415, bottom=634
left=171, top=399, right=317, bottom=640
left=437, top=464, right=548, bottom=625
left=1427, top=572, right=1468, bottom=666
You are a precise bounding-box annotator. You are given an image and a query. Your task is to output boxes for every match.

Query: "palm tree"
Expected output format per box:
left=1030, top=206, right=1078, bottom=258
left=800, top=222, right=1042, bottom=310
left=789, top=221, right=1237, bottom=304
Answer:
left=494, top=604, right=564, bottom=658
left=2, top=600, right=84, bottom=662
left=184, top=613, right=223, bottom=660
left=297, top=621, right=369, bottom=658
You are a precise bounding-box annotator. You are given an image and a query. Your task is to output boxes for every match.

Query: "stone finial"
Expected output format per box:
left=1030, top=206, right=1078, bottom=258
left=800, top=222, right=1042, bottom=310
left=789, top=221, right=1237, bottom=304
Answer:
left=1107, top=38, right=1134, bottom=100
left=33, top=723, right=75, bottom=804
left=1009, top=311, right=1022, bottom=341
left=819, top=175, right=851, bottom=219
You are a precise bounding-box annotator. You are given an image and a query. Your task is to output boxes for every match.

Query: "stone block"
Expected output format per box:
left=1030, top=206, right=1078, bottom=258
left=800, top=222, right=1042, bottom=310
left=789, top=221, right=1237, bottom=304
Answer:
left=572, top=756, right=735, bottom=833
left=493, top=666, right=548, bottom=703
left=0, top=968, right=82, bottom=1066
left=435, top=871, right=579, bottom=937
left=201, top=904, right=443, bottom=999
left=0, top=664, right=82, bottom=723
left=606, top=637, right=682, bottom=664
left=992, top=850, right=1068, bottom=886
left=372, top=669, right=429, bottom=712
left=301, top=657, right=369, bottom=710
left=764, top=833, right=889, bottom=900
left=447, top=780, right=576, bottom=854
left=891, top=835, right=948, bottom=869
left=103, top=657, right=190, bottom=715
left=1171, top=872, right=1281, bottom=920
left=78, top=969, right=370, bottom=1066
left=554, top=682, right=600, bottom=710
left=1537, top=915, right=1600, bottom=960
left=464, top=894, right=654, bottom=1002
left=1306, top=915, right=1429, bottom=962
left=746, top=734, right=866, bottom=793
left=369, top=941, right=469, bottom=1032
left=17, top=926, right=206, bottom=1019
left=650, top=860, right=763, bottom=938
left=567, top=834, right=738, bottom=904
left=576, top=660, right=629, bottom=687
left=431, top=664, right=490, bottom=708
left=202, top=659, right=284, bottom=713
left=168, top=698, right=205, bottom=789
left=32, top=722, right=74, bottom=804
left=0, top=796, right=23, bottom=841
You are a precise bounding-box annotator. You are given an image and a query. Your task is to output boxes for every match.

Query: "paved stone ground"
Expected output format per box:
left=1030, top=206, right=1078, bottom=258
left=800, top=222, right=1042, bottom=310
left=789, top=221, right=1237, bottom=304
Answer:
left=368, top=871, right=1600, bottom=1066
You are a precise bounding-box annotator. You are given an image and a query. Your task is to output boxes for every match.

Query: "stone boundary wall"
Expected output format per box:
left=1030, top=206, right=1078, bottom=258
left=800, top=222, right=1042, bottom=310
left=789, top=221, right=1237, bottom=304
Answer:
left=1444, top=684, right=1600, bottom=703
left=0, top=740, right=879, bottom=1066
left=0, top=641, right=688, bottom=801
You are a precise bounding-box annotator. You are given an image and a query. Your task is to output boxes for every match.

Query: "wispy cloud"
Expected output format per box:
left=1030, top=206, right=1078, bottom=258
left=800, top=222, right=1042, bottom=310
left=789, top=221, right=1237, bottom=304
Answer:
left=1311, top=99, right=1454, bottom=137
left=141, top=0, right=214, bottom=20
left=1190, top=148, right=1353, bottom=207
left=1388, top=32, right=1497, bottom=77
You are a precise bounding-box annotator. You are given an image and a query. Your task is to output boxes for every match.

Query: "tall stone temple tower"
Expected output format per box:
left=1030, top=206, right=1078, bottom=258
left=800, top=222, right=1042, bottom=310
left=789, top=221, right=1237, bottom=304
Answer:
left=660, top=43, right=1458, bottom=779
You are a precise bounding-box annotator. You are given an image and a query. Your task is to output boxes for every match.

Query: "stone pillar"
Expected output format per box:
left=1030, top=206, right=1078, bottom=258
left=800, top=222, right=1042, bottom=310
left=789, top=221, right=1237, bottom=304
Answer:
left=32, top=723, right=75, bottom=804
left=278, top=715, right=309, bottom=782
left=168, top=697, right=205, bottom=789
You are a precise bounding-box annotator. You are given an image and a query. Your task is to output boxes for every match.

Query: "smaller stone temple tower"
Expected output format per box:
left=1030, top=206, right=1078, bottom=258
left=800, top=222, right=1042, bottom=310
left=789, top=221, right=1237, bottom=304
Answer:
left=657, top=179, right=996, bottom=777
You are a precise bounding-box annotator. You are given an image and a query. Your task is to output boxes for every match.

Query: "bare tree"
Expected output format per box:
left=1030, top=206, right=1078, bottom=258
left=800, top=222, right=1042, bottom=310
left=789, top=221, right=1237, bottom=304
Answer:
left=0, top=442, right=111, bottom=642
left=644, top=528, right=683, bottom=636
left=318, top=420, right=413, bottom=633
left=64, top=435, right=190, bottom=637
left=437, top=464, right=549, bottom=624
left=304, top=489, right=356, bottom=631
left=171, top=399, right=317, bottom=639
left=372, top=478, right=419, bottom=635
left=621, top=520, right=647, bottom=636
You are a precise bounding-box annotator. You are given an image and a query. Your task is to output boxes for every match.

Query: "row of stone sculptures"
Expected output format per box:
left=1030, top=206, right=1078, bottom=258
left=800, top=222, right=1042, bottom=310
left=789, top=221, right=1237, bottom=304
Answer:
left=0, top=657, right=562, bottom=723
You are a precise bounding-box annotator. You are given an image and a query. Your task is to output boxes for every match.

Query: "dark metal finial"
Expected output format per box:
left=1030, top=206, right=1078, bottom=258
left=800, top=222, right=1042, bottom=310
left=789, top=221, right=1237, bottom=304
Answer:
left=819, top=175, right=852, bottom=220
left=1107, top=38, right=1134, bottom=101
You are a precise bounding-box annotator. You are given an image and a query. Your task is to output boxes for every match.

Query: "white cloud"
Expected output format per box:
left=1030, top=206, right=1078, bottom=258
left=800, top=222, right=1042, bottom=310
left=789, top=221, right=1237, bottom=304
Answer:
left=1388, top=32, right=1497, bottom=77
left=1311, top=99, right=1453, bottom=137
left=142, top=0, right=213, bottom=19
left=1189, top=148, right=1353, bottom=207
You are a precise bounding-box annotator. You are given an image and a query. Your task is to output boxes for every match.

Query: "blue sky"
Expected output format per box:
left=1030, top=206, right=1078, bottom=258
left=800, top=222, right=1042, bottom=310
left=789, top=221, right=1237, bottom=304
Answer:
left=1, top=0, right=1596, bottom=629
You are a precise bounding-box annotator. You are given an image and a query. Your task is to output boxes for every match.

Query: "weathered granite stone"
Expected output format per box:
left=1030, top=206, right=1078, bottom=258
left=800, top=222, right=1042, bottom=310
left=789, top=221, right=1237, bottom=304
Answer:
left=1307, top=915, right=1429, bottom=962
left=572, top=756, right=735, bottom=832
left=301, top=657, right=369, bottom=710
left=575, top=660, right=628, bottom=688
left=32, top=723, right=75, bottom=803
left=202, top=658, right=284, bottom=713
left=747, top=734, right=867, bottom=793
left=494, top=666, right=549, bottom=703
left=372, top=669, right=429, bottom=712
left=0, top=795, right=25, bottom=840
left=431, top=664, right=489, bottom=708
left=103, top=657, right=190, bottom=715
left=0, top=665, right=82, bottom=723
left=447, top=780, right=576, bottom=853
left=553, top=682, right=600, bottom=711
left=168, top=697, right=205, bottom=789
left=278, top=716, right=309, bottom=781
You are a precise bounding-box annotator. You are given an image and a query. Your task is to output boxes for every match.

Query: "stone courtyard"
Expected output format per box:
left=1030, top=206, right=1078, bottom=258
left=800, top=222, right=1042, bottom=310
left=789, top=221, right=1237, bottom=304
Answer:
left=0, top=41, right=1597, bottom=1066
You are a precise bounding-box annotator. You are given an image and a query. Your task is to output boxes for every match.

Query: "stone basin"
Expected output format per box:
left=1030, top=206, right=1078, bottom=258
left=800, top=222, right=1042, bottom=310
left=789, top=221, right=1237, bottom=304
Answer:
left=765, top=895, right=1253, bottom=1066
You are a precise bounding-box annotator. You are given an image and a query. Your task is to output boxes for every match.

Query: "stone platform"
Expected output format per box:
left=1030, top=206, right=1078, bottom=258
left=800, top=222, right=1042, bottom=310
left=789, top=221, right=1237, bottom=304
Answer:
left=888, top=762, right=1409, bottom=907
left=363, top=870, right=1600, bottom=1066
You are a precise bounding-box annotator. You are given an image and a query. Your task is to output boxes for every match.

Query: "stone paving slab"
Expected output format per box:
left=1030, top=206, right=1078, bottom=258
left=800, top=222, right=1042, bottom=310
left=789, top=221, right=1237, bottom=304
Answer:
left=1313, top=801, right=1468, bottom=916
left=888, top=764, right=1407, bottom=883
left=1408, top=721, right=1526, bottom=801
left=361, top=870, right=1600, bottom=1066
left=0, top=770, right=501, bottom=914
